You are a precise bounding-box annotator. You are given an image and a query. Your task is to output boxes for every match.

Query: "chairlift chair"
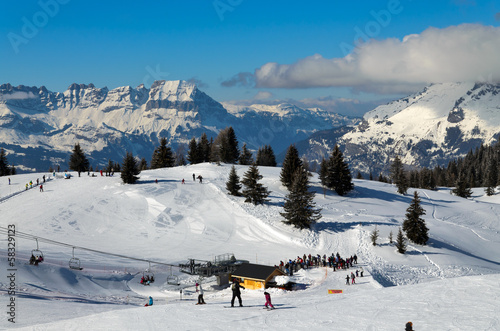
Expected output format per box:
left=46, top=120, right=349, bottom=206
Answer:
left=167, top=266, right=180, bottom=285
left=30, top=239, right=44, bottom=265
left=141, top=262, right=155, bottom=285
left=69, top=247, right=83, bottom=270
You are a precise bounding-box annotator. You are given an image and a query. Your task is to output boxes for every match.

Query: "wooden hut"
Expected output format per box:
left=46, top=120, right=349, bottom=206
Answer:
left=230, top=263, right=285, bottom=290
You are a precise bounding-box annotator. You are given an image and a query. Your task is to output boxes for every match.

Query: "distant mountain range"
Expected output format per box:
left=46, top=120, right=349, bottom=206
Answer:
left=299, top=82, right=500, bottom=176
left=2, top=80, right=499, bottom=176
left=0, top=80, right=356, bottom=172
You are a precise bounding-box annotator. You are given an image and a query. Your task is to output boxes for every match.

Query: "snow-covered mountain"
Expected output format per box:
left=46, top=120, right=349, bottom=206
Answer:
left=0, top=81, right=354, bottom=172
left=303, top=82, right=500, bottom=175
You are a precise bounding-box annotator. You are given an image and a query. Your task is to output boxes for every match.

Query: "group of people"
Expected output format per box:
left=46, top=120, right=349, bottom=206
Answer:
left=278, top=252, right=359, bottom=275
left=29, top=254, right=44, bottom=266
left=140, top=274, right=155, bottom=285
left=24, top=175, right=47, bottom=192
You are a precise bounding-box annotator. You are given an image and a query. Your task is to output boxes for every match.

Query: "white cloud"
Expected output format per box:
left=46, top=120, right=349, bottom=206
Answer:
left=253, top=91, right=273, bottom=100
left=253, top=24, right=500, bottom=94
left=0, top=91, right=37, bottom=100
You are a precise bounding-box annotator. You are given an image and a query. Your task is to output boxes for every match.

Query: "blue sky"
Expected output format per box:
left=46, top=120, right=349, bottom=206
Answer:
left=1, top=0, right=499, bottom=116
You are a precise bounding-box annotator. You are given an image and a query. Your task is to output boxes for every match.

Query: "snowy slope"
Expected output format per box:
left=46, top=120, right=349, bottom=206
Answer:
left=1, top=163, right=500, bottom=330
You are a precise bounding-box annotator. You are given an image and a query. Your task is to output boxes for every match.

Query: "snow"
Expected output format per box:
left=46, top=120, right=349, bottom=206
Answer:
left=1, top=163, right=500, bottom=330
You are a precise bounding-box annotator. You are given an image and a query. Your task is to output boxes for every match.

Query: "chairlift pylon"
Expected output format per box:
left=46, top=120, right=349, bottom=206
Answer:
left=69, top=247, right=83, bottom=270
left=30, top=238, right=44, bottom=265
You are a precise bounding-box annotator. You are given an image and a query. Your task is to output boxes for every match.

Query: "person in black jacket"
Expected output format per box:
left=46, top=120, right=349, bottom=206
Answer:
left=230, top=279, right=245, bottom=307
left=405, top=321, right=413, bottom=331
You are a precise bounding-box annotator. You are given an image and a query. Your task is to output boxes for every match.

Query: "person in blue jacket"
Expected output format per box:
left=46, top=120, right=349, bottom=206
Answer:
left=145, top=296, right=153, bottom=306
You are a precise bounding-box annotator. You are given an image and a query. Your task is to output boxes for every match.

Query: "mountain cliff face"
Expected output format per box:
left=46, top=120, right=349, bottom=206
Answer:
left=334, top=82, right=500, bottom=176
left=0, top=81, right=353, bottom=172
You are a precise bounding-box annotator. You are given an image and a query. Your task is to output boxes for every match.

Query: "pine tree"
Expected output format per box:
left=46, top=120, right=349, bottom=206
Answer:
left=391, top=156, right=408, bottom=194
left=318, top=158, right=328, bottom=187
left=121, top=152, right=141, bottom=184
left=370, top=226, right=379, bottom=246
left=151, top=137, right=175, bottom=169
left=239, top=143, right=254, bottom=165
left=224, top=127, right=239, bottom=164
left=388, top=231, right=393, bottom=244
left=226, top=165, right=242, bottom=196
left=241, top=164, right=270, bottom=205
left=187, top=138, right=201, bottom=164
left=256, top=145, right=276, bottom=167
left=325, top=145, right=353, bottom=196
left=395, top=227, right=407, bottom=254
left=0, top=148, right=11, bottom=176
left=281, top=166, right=322, bottom=229
left=280, top=144, right=302, bottom=190
left=484, top=158, right=498, bottom=196
left=402, top=191, right=429, bottom=245
left=139, top=158, right=148, bottom=171
left=69, top=143, right=89, bottom=177
left=452, top=170, right=472, bottom=198
left=356, top=171, right=363, bottom=179
left=198, top=133, right=211, bottom=163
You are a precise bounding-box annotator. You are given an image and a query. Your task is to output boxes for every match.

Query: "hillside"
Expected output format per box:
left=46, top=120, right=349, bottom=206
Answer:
left=1, top=163, right=500, bottom=330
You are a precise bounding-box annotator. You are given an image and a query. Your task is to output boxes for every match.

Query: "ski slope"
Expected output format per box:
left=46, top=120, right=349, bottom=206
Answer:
left=1, top=163, right=500, bottom=330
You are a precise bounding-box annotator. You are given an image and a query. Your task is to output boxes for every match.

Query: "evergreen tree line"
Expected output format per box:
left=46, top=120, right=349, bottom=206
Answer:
left=382, top=139, right=500, bottom=198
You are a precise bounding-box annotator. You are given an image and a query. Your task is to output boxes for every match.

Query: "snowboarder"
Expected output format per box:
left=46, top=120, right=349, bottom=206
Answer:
left=145, top=296, right=153, bottom=306
left=230, top=279, right=245, bottom=307
left=264, top=291, right=274, bottom=309
left=196, top=283, right=205, bottom=304
left=405, top=321, right=413, bottom=331
left=346, top=274, right=350, bottom=285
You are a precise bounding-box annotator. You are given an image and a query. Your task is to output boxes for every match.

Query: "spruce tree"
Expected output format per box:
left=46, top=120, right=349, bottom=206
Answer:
left=318, top=158, right=328, bottom=187
left=121, top=152, right=141, bottom=184
left=484, top=158, right=497, bottom=196
left=280, top=144, right=302, bottom=190
left=223, top=126, right=239, bottom=164
left=241, top=164, right=270, bottom=205
left=139, top=158, right=148, bottom=171
left=151, top=137, right=175, bottom=169
left=325, top=145, right=353, bottom=196
left=370, top=225, right=379, bottom=246
left=452, top=170, right=472, bottom=198
left=198, top=133, right=211, bottom=162
left=256, top=145, right=277, bottom=167
left=226, top=165, right=242, bottom=196
left=395, top=227, right=407, bottom=254
left=0, top=148, right=11, bottom=176
left=69, top=143, right=89, bottom=177
left=187, top=137, right=200, bottom=164
left=402, top=191, right=429, bottom=245
left=391, top=156, right=408, bottom=194
left=281, top=166, right=322, bottom=229
left=239, top=143, right=254, bottom=165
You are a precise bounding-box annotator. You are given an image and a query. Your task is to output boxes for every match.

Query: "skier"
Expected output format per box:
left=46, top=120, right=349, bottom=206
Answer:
left=405, top=321, right=413, bottom=331
left=196, top=283, right=205, bottom=304
left=182, top=178, right=185, bottom=184
left=145, top=296, right=153, bottom=307
left=197, top=175, right=203, bottom=183
left=264, top=291, right=274, bottom=309
left=8, top=178, right=10, bottom=185
left=351, top=272, right=355, bottom=284
left=360, top=266, right=364, bottom=277
left=230, top=279, right=245, bottom=307
left=39, top=184, right=43, bottom=192
left=345, top=274, right=350, bottom=285
left=193, top=173, right=196, bottom=181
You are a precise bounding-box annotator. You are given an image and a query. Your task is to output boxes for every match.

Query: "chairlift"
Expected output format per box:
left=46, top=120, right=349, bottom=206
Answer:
left=30, top=238, right=44, bottom=265
left=141, top=262, right=155, bottom=285
left=69, top=247, right=83, bottom=270
left=167, top=266, right=180, bottom=285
